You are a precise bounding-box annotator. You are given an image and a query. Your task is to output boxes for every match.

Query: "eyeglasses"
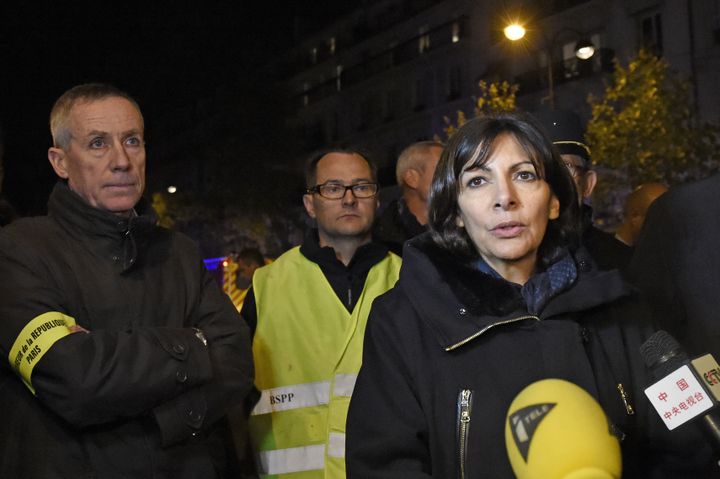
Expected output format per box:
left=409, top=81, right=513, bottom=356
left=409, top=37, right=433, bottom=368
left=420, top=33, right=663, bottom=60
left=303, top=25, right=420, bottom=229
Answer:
left=563, top=162, right=589, bottom=178
left=306, top=182, right=379, bottom=199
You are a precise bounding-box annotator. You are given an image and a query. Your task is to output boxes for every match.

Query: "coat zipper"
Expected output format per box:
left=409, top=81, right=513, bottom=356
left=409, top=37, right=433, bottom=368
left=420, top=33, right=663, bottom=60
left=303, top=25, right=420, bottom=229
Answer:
left=445, top=315, right=540, bottom=351
left=457, top=389, right=474, bottom=479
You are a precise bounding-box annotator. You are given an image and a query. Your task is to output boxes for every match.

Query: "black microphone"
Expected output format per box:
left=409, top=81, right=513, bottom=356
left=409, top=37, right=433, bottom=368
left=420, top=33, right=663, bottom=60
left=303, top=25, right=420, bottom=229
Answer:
left=640, top=330, right=720, bottom=458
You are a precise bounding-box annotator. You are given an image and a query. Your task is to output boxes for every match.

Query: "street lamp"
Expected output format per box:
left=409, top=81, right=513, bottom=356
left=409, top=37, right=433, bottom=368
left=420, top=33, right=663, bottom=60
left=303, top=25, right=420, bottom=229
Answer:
left=504, top=23, right=595, bottom=108
left=503, top=24, right=526, bottom=41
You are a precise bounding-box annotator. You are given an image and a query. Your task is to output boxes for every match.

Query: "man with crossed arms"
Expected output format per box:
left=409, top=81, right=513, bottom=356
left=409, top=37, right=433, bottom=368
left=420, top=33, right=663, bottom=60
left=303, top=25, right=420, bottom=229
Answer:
left=0, top=83, right=254, bottom=478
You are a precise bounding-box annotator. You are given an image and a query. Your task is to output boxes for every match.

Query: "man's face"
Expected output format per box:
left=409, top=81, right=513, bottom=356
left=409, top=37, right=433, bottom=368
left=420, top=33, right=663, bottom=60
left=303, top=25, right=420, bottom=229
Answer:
left=416, top=145, right=443, bottom=201
left=236, top=259, right=260, bottom=284
left=561, top=153, right=596, bottom=202
left=48, top=96, right=146, bottom=216
left=303, top=152, right=378, bottom=247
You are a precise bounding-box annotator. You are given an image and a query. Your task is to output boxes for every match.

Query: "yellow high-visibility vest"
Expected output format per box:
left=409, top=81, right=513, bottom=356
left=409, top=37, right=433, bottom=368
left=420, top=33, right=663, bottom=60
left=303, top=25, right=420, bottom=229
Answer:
left=249, top=246, right=400, bottom=478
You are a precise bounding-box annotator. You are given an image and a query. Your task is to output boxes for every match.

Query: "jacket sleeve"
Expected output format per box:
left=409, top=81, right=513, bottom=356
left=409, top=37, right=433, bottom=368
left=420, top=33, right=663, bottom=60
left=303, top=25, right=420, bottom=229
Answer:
left=346, top=299, right=433, bottom=479
left=0, top=232, right=253, bottom=441
left=152, top=262, right=255, bottom=445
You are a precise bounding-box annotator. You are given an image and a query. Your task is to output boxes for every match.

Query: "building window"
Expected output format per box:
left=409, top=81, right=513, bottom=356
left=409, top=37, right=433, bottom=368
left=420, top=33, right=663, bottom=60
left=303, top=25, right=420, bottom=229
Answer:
left=418, top=26, right=430, bottom=53
left=448, top=65, right=462, bottom=99
left=413, top=71, right=434, bottom=110
left=304, top=120, right=324, bottom=150
left=329, top=113, right=339, bottom=141
left=413, top=78, right=424, bottom=111
left=302, top=82, right=310, bottom=107
left=538, top=49, right=550, bottom=71
left=336, top=65, right=343, bottom=91
left=640, top=12, right=663, bottom=54
left=384, top=89, right=401, bottom=122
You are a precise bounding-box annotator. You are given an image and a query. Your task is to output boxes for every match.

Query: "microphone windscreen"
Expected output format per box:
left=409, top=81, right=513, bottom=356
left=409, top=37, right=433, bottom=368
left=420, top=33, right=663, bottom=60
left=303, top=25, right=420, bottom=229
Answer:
left=505, top=379, right=621, bottom=479
left=639, top=330, right=689, bottom=377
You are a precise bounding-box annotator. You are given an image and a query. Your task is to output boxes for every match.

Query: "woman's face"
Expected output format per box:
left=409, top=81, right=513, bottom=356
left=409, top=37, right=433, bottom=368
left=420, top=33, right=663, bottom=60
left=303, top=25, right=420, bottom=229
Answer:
left=455, top=133, right=560, bottom=282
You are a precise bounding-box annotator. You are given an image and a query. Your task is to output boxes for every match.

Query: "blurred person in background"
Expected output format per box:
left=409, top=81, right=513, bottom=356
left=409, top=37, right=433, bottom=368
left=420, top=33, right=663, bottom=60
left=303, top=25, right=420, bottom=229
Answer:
left=373, top=141, right=443, bottom=256
left=535, top=109, right=632, bottom=270
left=630, top=174, right=720, bottom=364
left=614, top=182, right=668, bottom=246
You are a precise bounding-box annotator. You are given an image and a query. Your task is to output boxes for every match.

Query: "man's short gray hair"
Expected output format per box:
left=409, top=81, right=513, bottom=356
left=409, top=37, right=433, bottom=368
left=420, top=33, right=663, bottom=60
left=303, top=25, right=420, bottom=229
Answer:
left=395, top=141, right=444, bottom=186
left=50, top=83, right=143, bottom=149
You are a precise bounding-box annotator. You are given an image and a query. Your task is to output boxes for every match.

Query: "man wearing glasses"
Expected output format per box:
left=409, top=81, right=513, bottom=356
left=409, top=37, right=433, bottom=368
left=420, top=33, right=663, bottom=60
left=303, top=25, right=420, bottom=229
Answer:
left=243, top=149, right=401, bottom=478
left=535, top=109, right=632, bottom=271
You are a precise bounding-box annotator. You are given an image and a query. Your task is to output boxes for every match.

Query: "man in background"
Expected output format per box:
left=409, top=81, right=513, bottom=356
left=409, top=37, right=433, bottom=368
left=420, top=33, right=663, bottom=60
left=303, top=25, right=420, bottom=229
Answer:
left=614, top=182, right=668, bottom=246
left=535, top=109, right=632, bottom=270
left=235, top=248, right=266, bottom=289
left=243, top=149, right=401, bottom=478
left=373, top=141, right=442, bottom=256
left=630, top=174, right=720, bottom=361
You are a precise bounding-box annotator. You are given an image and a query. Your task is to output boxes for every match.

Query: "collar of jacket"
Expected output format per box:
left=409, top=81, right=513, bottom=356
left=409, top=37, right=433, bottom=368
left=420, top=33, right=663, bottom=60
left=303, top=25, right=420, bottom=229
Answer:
left=300, top=228, right=389, bottom=271
left=47, top=181, right=159, bottom=272
left=399, top=232, right=632, bottom=351
left=581, top=203, right=595, bottom=234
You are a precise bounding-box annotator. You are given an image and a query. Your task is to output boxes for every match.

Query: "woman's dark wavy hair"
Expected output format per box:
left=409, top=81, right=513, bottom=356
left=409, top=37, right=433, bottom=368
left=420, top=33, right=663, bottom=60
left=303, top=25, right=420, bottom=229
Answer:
left=428, top=111, right=581, bottom=268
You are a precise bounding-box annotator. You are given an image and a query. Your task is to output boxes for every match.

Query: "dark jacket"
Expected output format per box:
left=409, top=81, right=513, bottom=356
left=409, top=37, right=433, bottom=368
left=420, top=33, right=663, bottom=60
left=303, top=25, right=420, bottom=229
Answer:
left=630, top=174, right=720, bottom=361
left=0, top=182, right=254, bottom=479
left=346, top=234, right=711, bottom=478
left=373, top=197, right=426, bottom=256
left=581, top=205, right=632, bottom=271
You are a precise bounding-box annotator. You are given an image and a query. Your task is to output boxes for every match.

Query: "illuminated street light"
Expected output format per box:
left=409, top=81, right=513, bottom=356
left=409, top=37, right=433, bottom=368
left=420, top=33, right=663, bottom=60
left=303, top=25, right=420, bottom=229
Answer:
left=503, top=23, right=526, bottom=41
left=504, top=22, right=595, bottom=108
left=167, top=185, right=177, bottom=194
left=574, top=38, right=596, bottom=60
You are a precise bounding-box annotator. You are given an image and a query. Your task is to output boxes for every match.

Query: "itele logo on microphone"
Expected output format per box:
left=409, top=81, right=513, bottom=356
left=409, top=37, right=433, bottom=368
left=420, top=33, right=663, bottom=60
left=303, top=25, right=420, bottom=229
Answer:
left=508, top=403, right=556, bottom=461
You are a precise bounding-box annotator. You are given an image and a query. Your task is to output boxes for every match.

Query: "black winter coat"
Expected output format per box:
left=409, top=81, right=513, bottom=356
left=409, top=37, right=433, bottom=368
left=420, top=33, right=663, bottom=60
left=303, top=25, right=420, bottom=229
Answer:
left=0, top=182, right=254, bottom=479
left=581, top=205, right=632, bottom=272
left=630, top=173, right=720, bottom=362
left=346, top=234, right=711, bottom=478
left=373, top=197, right=426, bottom=257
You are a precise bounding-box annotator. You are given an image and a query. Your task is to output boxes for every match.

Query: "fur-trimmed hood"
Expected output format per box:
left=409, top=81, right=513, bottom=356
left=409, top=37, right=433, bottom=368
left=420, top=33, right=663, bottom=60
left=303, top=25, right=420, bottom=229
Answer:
left=397, top=232, right=632, bottom=350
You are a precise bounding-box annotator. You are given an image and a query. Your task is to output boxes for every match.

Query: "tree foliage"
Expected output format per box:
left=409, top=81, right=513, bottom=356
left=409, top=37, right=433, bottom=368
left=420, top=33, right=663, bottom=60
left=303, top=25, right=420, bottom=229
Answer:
left=439, top=80, right=519, bottom=140
left=586, top=49, right=720, bottom=187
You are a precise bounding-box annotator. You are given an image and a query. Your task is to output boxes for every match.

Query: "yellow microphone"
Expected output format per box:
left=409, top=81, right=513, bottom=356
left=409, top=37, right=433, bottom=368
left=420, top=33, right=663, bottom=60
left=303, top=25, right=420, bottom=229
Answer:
left=505, top=379, right=622, bottom=479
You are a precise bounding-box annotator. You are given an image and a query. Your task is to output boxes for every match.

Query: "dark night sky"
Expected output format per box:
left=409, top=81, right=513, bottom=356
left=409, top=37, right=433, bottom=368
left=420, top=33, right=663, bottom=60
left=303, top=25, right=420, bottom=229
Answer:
left=0, top=1, right=356, bottom=215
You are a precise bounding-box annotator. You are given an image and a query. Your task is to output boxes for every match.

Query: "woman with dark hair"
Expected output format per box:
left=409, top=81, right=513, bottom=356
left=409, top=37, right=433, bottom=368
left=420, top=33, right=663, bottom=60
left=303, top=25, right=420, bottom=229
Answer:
left=346, top=113, right=708, bottom=478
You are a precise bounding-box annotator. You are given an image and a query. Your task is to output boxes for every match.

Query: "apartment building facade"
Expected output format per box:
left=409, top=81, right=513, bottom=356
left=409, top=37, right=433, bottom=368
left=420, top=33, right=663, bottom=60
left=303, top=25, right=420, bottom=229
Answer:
left=272, top=0, right=720, bottom=178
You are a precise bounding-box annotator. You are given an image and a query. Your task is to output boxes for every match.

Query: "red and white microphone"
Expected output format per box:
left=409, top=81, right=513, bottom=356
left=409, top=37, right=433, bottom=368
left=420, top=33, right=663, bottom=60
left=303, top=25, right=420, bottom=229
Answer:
left=640, top=330, right=720, bottom=456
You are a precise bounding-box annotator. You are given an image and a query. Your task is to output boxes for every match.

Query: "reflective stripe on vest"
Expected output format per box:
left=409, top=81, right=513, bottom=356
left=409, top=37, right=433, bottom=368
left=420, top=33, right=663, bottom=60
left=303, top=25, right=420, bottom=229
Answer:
left=251, top=380, right=331, bottom=415
left=255, top=433, right=347, bottom=475
left=251, top=373, right=357, bottom=416
left=327, top=432, right=345, bottom=458
left=333, top=373, right=357, bottom=397
left=257, top=444, right=325, bottom=475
